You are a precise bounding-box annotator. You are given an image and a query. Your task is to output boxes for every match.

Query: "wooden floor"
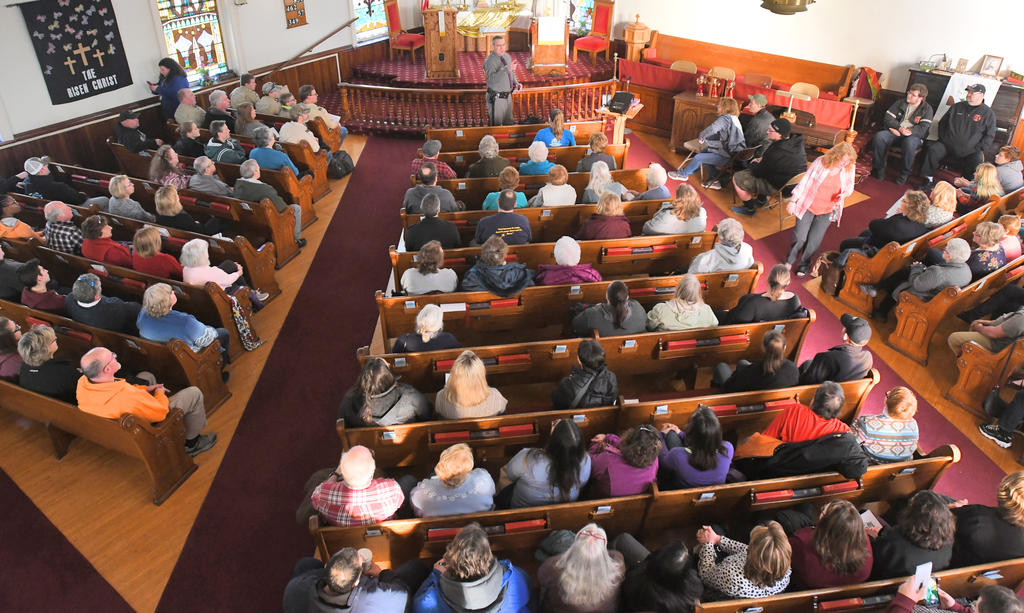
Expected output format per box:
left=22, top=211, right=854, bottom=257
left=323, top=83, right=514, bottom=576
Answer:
left=0, top=131, right=1015, bottom=612
left=0, top=135, right=368, bottom=613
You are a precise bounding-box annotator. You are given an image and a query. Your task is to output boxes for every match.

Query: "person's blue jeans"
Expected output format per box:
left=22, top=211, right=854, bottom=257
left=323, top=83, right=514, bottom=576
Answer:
left=678, top=151, right=729, bottom=180
left=871, top=130, right=922, bottom=176
left=337, top=125, right=348, bottom=146
left=288, top=203, right=302, bottom=241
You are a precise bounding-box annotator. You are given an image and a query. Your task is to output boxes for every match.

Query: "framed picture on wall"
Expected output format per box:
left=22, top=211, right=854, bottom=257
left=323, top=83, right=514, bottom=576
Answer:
left=980, top=55, right=1003, bottom=77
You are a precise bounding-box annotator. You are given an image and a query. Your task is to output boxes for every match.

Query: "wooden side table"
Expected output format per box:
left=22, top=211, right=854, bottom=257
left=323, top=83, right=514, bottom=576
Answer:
left=670, top=92, right=719, bottom=152
left=623, top=14, right=651, bottom=63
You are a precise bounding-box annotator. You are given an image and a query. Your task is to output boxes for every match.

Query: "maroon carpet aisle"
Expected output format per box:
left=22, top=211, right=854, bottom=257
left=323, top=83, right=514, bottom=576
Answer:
left=352, top=51, right=612, bottom=88
left=155, top=136, right=420, bottom=611
left=625, top=136, right=1000, bottom=505
left=0, top=470, right=133, bottom=612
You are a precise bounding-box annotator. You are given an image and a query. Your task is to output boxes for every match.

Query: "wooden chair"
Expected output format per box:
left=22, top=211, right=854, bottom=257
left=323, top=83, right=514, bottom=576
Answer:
left=710, top=66, right=736, bottom=81
left=384, top=0, right=424, bottom=61
left=744, top=72, right=773, bottom=88
left=790, top=81, right=821, bottom=99
left=669, top=60, right=698, bottom=74
left=765, top=171, right=806, bottom=231
left=572, top=0, right=614, bottom=64
left=701, top=145, right=760, bottom=191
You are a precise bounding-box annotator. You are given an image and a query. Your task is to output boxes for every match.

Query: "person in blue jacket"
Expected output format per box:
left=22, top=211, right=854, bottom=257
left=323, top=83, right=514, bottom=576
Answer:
left=249, top=127, right=302, bottom=177
left=533, top=109, right=576, bottom=147
left=413, top=523, right=533, bottom=613
left=150, top=58, right=190, bottom=120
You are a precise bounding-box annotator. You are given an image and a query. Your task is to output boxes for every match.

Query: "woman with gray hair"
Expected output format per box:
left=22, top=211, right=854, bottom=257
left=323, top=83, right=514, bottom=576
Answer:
left=537, top=523, right=625, bottom=613
left=637, top=163, right=671, bottom=201
left=248, top=127, right=305, bottom=178
left=278, top=104, right=320, bottom=152
left=688, top=218, right=754, bottom=274
left=535, top=236, right=603, bottom=285
left=187, top=156, right=232, bottom=196
left=137, top=282, right=230, bottom=359
left=866, top=237, right=974, bottom=322
left=581, top=160, right=634, bottom=204
left=392, top=304, right=462, bottom=353
left=520, top=141, right=554, bottom=176
left=179, top=237, right=270, bottom=303
left=467, top=134, right=509, bottom=178
left=646, top=274, right=718, bottom=331
left=18, top=325, right=80, bottom=403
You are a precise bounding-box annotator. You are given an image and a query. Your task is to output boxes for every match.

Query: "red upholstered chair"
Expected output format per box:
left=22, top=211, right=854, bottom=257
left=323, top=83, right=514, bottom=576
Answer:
left=384, top=0, right=425, bottom=61
left=572, top=0, right=614, bottom=65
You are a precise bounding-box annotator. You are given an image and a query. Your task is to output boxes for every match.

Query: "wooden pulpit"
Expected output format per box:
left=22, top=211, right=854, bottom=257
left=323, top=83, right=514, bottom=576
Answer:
left=424, top=7, right=459, bottom=79
left=529, top=18, right=569, bottom=76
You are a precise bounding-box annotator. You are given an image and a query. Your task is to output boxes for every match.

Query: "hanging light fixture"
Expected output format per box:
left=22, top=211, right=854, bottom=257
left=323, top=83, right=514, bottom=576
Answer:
left=760, top=0, right=814, bottom=15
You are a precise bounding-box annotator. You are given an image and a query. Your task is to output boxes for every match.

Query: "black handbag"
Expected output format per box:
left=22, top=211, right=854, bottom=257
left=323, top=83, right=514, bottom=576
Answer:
left=983, top=339, right=1019, bottom=417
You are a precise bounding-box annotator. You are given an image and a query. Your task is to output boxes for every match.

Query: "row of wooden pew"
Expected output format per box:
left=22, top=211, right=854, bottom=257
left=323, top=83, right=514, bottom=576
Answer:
left=419, top=142, right=630, bottom=178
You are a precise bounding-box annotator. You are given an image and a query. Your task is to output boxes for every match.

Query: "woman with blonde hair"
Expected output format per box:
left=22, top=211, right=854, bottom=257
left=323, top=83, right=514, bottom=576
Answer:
left=409, top=443, right=496, bottom=517
left=696, top=521, right=792, bottom=598
left=400, top=240, right=458, bottom=295
left=576, top=191, right=630, bottom=240
left=668, top=97, right=745, bottom=185
left=577, top=132, right=615, bottom=172
left=533, top=164, right=577, bottom=206
left=520, top=141, right=554, bottom=175
left=154, top=185, right=222, bottom=236
left=107, top=174, right=155, bottom=222
left=482, top=166, right=528, bottom=210
left=538, top=523, right=625, bottom=613
left=643, top=182, right=707, bottom=235
left=926, top=180, right=958, bottom=226
left=149, top=144, right=190, bottom=190
left=392, top=304, right=462, bottom=353
left=851, top=386, right=919, bottom=463
left=534, top=108, right=576, bottom=147
left=131, top=226, right=183, bottom=280
left=337, top=356, right=429, bottom=428
left=582, top=160, right=633, bottom=204
left=137, top=282, right=230, bottom=357
left=999, top=214, right=1022, bottom=260
left=727, top=264, right=802, bottom=324
left=785, top=141, right=857, bottom=276
left=952, top=471, right=1024, bottom=566
left=789, top=500, right=872, bottom=588
left=956, top=162, right=1005, bottom=209
left=964, top=220, right=1007, bottom=280
left=467, top=134, right=509, bottom=178
left=435, top=350, right=508, bottom=419
left=646, top=274, right=718, bottom=331
left=17, top=325, right=79, bottom=403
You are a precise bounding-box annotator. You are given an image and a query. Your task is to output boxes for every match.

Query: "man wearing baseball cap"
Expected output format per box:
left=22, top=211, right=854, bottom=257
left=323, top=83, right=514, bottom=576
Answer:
left=798, top=313, right=874, bottom=385
left=411, top=139, right=456, bottom=180
left=113, top=108, right=162, bottom=154
left=870, top=83, right=933, bottom=184
left=919, top=83, right=996, bottom=191
left=743, top=93, right=775, bottom=154
left=732, top=118, right=807, bottom=216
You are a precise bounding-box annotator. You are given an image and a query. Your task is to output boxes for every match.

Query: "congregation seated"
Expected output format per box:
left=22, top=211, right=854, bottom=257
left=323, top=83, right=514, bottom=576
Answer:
left=518, top=141, right=553, bottom=176
left=392, top=304, right=461, bottom=353
left=412, top=139, right=456, bottom=180
left=889, top=578, right=1023, bottom=613
left=173, top=120, right=206, bottom=159
left=475, top=190, right=531, bottom=245
left=17, top=259, right=65, bottom=314
left=646, top=274, right=717, bottom=331
left=204, top=120, right=247, bottom=165
left=113, top=108, right=162, bottom=154
left=659, top=406, right=734, bottom=489
left=587, top=424, right=659, bottom=498
left=17, top=325, right=79, bottom=403
left=230, top=73, right=260, bottom=109
left=951, top=471, right=1024, bottom=566
left=278, top=104, right=321, bottom=153
left=726, top=264, right=802, bottom=324
left=173, top=89, right=205, bottom=128
left=434, top=350, right=507, bottom=419
left=155, top=185, right=222, bottom=237
left=77, top=346, right=217, bottom=456
left=400, top=241, right=458, bottom=295
left=283, top=546, right=422, bottom=613
left=530, top=164, right=576, bottom=207
left=534, top=108, right=575, bottom=148
left=615, top=538, right=702, bottom=612
left=235, top=159, right=306, bottom=247
left=81, top=214, right=131, bottom=267
left=576, top=132, right=615, bottom=172
left=688, top=218, right=754, bottom=274
left=0, top=244, right=21, bottom=299
left=761, top=380, right=849, bottom=444
left=412, top=522, right=532, bottom=613
left=467, top=135, right=509, bottom=178
left=460, top=236, right=535, bottom=297
left=712, top=329, right=799, bottom=393
left=851, top=386, right=920, bottom=464
left=234, top=102, right=263, bottom=139
left=311, top=445, right=405, bottom=527
left=799, top=314, right=873, bottom=385
left=788, top=499, right=872, bottom=588
left=636, top=163, right=670, bottom=201
left=132, top=226, right=183, bottom=280
left=23, top=156, right=96, bottom=206
left=107, top=174, right=156, bottom=222
left=188, top=156, right=232, bottom=196
left=250, top=127, right=303, bottom=178
left=572, top=280, right=647, bottom=337
left=948, top=298, right=1024, bottom=359
left=65, top=273, right=141, bottom=335
left=0, top=194, right=43, bottom=241
left=955, top=220, right=1006, bottom=281
left=954, top=162, right=1003, bottom=212
left=865, top=237, right=972, bottom=321
left=181, top=237, right=270, bottom=304
left=337, top=357, right=430, bottom=428
left=869, top=490, right=953, bottom=579
left=668, top=97, right=745, bottom=185
left=405, top=194, right=460, bottom=252
left=409, top=443, right=496, bottom=518
left=482, top=167, right=528, bottom=210
left=404, top=163, right=460, bottom=214
left=999, top=214, right=1022, bottom=260
left=576, top=192, right=630, bottom=240
left=298, top=84, right=347, bottom=140
left=0, top=317, right=21, bottom=382
left=203, top=90, right=235, bottom=132
left=581, top=161, right=634, bottom=204
left=498, top=418, right=590, bottom=508
left=995, top=145, right=1024, bottom=192
left=696, top=521, right=791, bottom=598
left=42, top=200, right=83, bottom=254
left=535, top=236, right=601, bottom=285
left=537, top=523, right=623, bottom=613
left=733, top=117, right=807, bottom=216
left=642, top=183, right=707, bottom=236
left=136, top=283, right=230, bottom=356
left=839, top=190, right=931, bottom=255
left=149, top=144, right=190, bottom=190
left=552, top=339, right=618, bottom=411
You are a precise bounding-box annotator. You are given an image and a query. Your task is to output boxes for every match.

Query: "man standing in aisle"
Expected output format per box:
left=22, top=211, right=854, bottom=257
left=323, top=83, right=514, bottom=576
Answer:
left=484, top=36, right=521, bottom=126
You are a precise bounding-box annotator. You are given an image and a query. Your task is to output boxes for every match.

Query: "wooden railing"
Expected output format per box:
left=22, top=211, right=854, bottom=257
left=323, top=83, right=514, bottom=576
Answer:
left=337, top=79, right=618, bottom=134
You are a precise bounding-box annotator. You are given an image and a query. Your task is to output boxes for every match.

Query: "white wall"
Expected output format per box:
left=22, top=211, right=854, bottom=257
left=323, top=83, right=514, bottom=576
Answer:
left=612, top=0, right=1024, bottom=92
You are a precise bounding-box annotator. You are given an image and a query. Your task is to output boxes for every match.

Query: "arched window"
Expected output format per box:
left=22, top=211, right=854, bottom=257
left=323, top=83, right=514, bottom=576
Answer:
left=352, top=0, right=388, bottom=46
left=157, top=0, right=229, bottom=84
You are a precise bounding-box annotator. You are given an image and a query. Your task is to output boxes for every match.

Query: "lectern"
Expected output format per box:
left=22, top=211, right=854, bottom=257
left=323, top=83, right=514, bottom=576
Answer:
left=424, top=7, right=459, bottom=79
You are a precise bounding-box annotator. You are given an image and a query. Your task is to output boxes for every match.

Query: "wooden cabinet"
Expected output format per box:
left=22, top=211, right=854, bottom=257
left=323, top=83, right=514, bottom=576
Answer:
left=670, top=92, right=719, bottom=151
left=424, top=8, right=459, bottom=79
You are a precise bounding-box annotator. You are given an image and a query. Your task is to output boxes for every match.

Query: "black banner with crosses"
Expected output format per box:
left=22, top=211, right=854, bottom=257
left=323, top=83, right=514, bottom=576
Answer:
left=19, top=0, right=133, bottom=105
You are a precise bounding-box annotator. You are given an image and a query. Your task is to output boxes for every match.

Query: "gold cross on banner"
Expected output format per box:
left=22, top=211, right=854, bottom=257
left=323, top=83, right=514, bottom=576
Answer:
left=92, top=47, right=105, bottom=67
left=64, top=55, right=77, bottom=74
left=72, top=42, right=91, bottom=66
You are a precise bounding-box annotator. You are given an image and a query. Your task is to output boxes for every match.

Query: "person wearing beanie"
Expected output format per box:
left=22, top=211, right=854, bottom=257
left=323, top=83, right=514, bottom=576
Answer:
left=732, top=118, right=808, bottom=216
left=535, top=236, right=602, bottom=285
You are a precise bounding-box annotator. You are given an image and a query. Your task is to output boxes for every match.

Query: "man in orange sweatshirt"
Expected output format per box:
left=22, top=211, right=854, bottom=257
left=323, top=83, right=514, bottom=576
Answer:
left=76, top=347, right=217, bottom=456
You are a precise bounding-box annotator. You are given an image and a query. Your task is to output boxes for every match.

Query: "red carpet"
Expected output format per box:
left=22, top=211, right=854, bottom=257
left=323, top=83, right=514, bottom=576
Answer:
left=352, top=51, right=612, bottom=88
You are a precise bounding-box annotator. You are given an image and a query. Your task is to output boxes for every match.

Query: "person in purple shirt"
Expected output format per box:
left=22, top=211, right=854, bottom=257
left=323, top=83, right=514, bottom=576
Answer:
left=588, top=424, right=662, bottom=498
left=658, top=406, right=734, bottom=489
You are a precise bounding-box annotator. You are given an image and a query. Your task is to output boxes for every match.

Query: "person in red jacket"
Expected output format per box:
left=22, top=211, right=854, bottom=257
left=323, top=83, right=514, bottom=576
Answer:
left=131, top=226, right=183, bottom=280
left=535, top=236, right=602, bottom=285
left=576, top=192, right=631, bottom=240
left=80, top=215, right=131, bottom=267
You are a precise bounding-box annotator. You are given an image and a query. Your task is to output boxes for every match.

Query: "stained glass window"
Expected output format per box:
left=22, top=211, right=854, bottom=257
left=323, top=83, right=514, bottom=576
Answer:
left=157, top=0, right=229, bottom=84
left=352, top=0, right=388, bottom=46
left=571, top=0, right=594, bottom=35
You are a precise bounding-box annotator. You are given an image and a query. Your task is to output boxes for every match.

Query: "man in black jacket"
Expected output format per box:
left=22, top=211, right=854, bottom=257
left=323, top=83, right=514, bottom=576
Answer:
left=113, top=108, right=162, bottom=154
left=799, top=314, right=873, bottom=384
left=732, top=118, right=807, bottom=216
left=64, top=273, right=142, bottom=335
left=920, top=84, right=997, bottom=190
left=871, top=83, right=934, bottom=184
left=22, top=157, right=90, bottom=206
left=551, top=340, right=618, bottom=410
left=404, top=193, right=460, bottom=252
left=0, top=244, right=23, bottom=300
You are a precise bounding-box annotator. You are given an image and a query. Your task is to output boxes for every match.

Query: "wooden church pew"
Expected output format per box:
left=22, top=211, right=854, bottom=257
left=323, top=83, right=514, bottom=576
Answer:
left=436, top=168, right=649, bottom=209
left=948, top=327, right=1024, bottom=413
left=426, top=120, right=606, bottom=151
left=422, top=142, right=630, bottom=177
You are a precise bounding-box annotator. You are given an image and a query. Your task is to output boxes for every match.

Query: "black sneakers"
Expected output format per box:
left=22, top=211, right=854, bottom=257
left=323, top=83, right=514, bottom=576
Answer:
left=186, top=433, right=218, bottom=457
left=979, top=424, right=1013, bottom=449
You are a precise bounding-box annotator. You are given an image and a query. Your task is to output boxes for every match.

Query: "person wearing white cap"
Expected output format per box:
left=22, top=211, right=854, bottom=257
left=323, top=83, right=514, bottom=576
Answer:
left=535, top=236, right=602, bottom=285
left=22, top=157, right=91, bottom=206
